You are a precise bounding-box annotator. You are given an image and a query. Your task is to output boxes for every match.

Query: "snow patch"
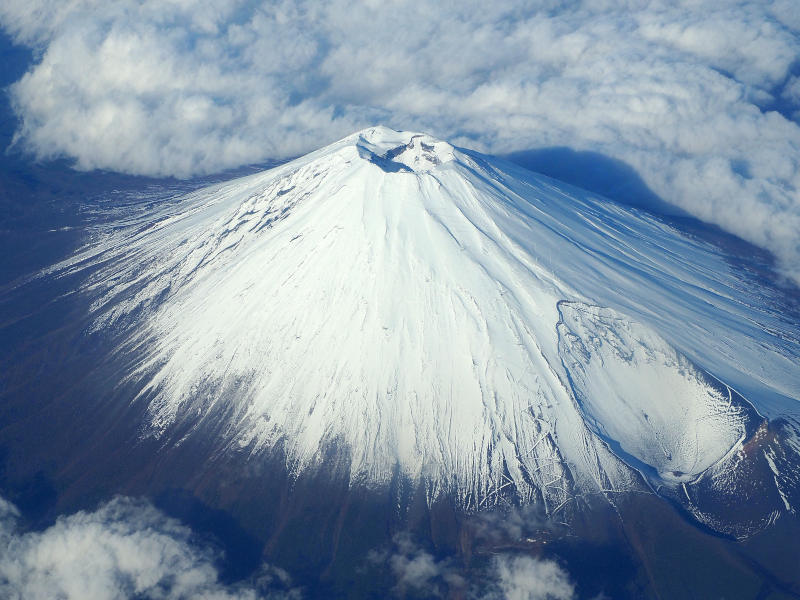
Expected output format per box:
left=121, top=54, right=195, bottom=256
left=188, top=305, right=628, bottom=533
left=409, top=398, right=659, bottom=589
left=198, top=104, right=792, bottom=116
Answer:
left=557, top=302, right=749, bottom=484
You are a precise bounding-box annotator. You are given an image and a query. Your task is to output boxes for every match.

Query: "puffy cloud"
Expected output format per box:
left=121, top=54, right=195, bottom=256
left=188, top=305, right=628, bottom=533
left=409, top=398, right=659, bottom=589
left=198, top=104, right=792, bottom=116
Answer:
left=367, top=534, right=458, bottom=597
left=372, top=533, right=575, bottom=599
left=0, top=494, right=577, bottom=600
left=0, top=495, right=298, bottom=600
left=490, top=555, right=575, bottom=600
left=1, top=0, right=800, bottom=282
left=385, top=535, right=466, bottom=596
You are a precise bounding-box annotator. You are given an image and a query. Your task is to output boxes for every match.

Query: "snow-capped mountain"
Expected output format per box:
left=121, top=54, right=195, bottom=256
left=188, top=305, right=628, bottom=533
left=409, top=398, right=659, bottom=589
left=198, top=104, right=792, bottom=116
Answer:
left=56, top=126, right=800, bottom=534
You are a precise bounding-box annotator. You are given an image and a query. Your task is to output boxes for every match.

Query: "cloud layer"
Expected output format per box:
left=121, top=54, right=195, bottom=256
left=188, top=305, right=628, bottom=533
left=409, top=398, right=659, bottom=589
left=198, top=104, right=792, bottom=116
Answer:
left=0, top=495, right=296, bottom=600
left=1, top=0, right=799, bottom=282
left=371, top=533, right=575, bottom=599
left=0, top=495, right=575, bottom=600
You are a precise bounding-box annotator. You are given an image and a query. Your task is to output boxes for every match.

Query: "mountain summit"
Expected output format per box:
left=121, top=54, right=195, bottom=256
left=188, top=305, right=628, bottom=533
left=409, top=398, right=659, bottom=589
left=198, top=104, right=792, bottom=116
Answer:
left=69, top=126, right=800, bottom=533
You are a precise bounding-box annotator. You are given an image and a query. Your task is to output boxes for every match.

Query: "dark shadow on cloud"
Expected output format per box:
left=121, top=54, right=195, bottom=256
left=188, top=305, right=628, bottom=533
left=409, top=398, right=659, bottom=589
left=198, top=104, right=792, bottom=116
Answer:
left=503, top=146, right=800, bottom=300
left=762, top=59, right=800, bottom=123
left=503, top=147, right=688, bottom=217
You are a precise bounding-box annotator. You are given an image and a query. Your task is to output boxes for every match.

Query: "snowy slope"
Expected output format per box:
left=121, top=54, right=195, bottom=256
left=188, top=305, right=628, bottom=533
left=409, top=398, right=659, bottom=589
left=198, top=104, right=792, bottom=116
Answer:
left=55, top=127, right=800, bottom=520
left=557, top=302, right=751, bottom=484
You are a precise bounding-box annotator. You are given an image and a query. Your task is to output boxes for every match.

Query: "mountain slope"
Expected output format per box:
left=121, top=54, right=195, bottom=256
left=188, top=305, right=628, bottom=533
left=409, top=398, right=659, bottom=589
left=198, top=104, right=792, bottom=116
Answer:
left=54, top=127, right=800, bottom=531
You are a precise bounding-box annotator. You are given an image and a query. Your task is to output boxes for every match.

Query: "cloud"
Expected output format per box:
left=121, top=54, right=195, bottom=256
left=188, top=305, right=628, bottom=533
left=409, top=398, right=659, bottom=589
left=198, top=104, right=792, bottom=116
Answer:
left=490, top=555, right=575, bottom=600
left=367, top=534, right=461, bottom=597
left=372, top=533, right=575, bottom=599
left=1, top=0, right=800, bottom=282
left=0, top=495, right=576, bottom=600
left=388, top=540, right=442, bottom=592
left=468, top=504, right=560, bottom=546
left=0, top=495, right=298, bottom=600
left=392, top=537, right=470, bottom=595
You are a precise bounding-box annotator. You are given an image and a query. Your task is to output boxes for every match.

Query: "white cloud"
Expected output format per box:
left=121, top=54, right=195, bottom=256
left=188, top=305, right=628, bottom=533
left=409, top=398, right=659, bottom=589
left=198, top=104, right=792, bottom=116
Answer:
left=490, top=555, right=575, bottom=600
left=373, top=533, right=575, bottom=599
left=1, top=0, right=800, bottom=282
left=389, top=543, right=444, bottom=593
left=368, top=534, right=458, bottom=597
left=0, top=495, right=576, bottom=600
left=0, top=495, right=297, bottom=600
